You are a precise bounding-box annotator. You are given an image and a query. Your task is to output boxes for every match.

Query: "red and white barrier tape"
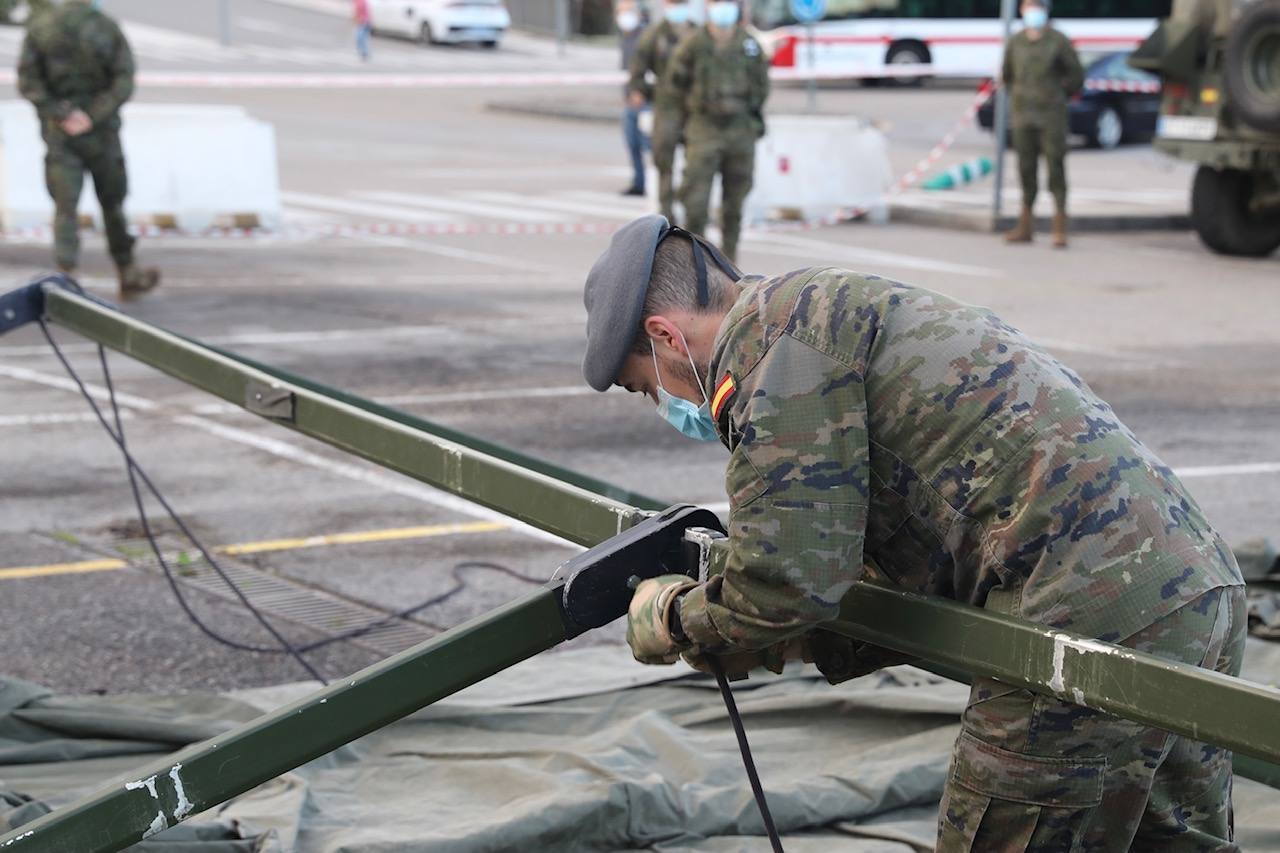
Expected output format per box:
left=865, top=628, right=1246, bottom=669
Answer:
left=0, top=220, right=623, bottom=242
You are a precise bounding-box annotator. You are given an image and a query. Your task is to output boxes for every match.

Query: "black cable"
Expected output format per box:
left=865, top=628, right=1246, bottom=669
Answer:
left=39, top=320, right=327, bottom=682
left=708, top=656, right=785, bottom=853
left=40, top=322, right=548, bottom=674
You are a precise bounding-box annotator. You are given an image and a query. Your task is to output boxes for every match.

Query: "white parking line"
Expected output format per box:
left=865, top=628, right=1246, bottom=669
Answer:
left=172, top=415, right=577, bottom=548
left=0, top=364, right=158, bottom=411
left=746, top=232, right=1004, bottom=279
left=0, top=362, right=579, bottom=549
left=346, top=232, right=556, bottom=272
left=379, top=385, right=597, bottom=406
left=280, top=191, right=459, bottom=223
left=1176, top=462, right=1280, bottom=479
left=356, top=191, right=569, bottom=224
left=0, top=410, right=134, bottom=427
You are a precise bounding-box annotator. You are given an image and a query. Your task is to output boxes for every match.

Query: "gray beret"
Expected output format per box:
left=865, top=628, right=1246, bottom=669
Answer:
left=582, top=214, right=670, bottom=392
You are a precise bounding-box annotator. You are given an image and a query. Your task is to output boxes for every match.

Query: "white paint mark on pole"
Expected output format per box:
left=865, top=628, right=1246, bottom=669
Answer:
left=170, top=764, right=194, bottom=821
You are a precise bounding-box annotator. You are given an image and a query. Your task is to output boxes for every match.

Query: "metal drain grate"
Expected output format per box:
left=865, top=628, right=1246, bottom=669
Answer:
left=113, top=540, right=437, bottom=658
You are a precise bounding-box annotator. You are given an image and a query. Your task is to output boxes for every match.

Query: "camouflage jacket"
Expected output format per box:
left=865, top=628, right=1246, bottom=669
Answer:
left=677, top=268, right=1243, bottom=655
left=628, top=19, right=694, bottom=112
left=1001, top=27, right=1084, bottom=130
left=17, top=0, right=135, bottom=131
left=664, top=25, right=768, bottom=137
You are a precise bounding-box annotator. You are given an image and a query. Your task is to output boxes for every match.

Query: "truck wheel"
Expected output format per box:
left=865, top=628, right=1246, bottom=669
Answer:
left=1223, top=0, right=1280, bottom=133
left=1190, top=166, right=1280, bottom=256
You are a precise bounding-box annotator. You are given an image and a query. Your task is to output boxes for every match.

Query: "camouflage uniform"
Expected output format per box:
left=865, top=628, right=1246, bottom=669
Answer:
left=673, top=267, right=1244, bottom=850
left=664, top=25, right=768, bottom=262
left=1002, top=27, right=1084, bottom=212
left=628, top=18, right=694, bottom=222
left=17, top=0, right=137, bottom=272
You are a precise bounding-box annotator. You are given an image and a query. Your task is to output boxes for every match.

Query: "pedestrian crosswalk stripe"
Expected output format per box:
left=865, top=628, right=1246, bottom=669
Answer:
left=469, top=191, right=644, bottom=220
left=281, top=191, right=460, bottom=223
left=356, top=191, right=568, bottom=223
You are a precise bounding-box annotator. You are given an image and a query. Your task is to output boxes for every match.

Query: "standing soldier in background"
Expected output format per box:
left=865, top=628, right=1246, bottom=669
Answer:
left=1002, top=0, right=1083, bottom=248
left=665, top=0, right=767, bottom=262
left=617, top=0, right=649, bottom=197
left=627, top=0, right=694, bottom=221
left=17, top=0, right=160, bottom=299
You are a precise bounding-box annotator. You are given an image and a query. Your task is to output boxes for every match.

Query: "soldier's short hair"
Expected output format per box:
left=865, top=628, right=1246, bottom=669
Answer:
left=631, top=234, right=739, bottom=354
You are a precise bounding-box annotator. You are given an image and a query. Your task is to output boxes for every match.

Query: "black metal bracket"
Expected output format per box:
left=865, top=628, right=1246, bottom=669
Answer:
left=0, top=274, right=112, bottom=337
left=553, top=504, right=726, bottom=637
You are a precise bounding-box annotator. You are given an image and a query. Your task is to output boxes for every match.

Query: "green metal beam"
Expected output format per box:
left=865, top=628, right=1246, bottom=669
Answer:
left=0, top=588, right=569, bottom=853
left=43, top=287, right=644, bottom=547
left=190, top=337, right=665, bottom=512
left=822, top=580, right=1280, bottom=765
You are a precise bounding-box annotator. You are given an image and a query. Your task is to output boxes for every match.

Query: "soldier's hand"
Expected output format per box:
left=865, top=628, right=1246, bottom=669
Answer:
left=626, top=574, right=698, bottom=665
left=60, top=109, right=93, bottom=137
left=681, top=635, right=811, bottom=680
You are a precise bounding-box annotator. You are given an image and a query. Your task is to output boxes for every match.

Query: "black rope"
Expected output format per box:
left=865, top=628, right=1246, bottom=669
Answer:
left=39, top=323, right=546, bottom=681
left=708, top=656, right=785, bottom=853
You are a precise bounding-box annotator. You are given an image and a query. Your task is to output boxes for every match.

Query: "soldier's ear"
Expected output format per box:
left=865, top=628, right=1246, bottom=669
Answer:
left=643, top=315, right=682, bottom=355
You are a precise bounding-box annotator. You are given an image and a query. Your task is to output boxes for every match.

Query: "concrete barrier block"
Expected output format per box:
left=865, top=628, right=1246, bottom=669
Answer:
left=0, top=102, right=281, bottom=232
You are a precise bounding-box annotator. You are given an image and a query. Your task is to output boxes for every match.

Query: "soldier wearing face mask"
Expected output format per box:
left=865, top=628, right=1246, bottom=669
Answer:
left=581, top=215, right=1246, bottom=852
left=662, top=0, right=768, bottom=262
left=1001, top=0, right=1083, bottom=248
left=627, top=0, right=696, bottom=221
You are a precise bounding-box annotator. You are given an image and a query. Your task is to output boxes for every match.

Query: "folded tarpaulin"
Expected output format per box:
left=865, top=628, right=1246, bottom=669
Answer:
left=5, top=643, right=1280, bottom=851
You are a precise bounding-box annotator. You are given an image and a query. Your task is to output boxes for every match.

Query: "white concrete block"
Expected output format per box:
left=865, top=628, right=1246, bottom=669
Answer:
left=646, top=114, right=893, bottom=227
left=0, top=102, right=282, bottom=232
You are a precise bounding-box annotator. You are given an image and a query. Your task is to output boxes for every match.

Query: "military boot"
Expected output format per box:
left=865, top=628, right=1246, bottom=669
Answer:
left=117, top=262, right=161, bottom=301
left=1004, top=207, right=1033, bottom=243
left=1052, top=209, right=1068, bottom=249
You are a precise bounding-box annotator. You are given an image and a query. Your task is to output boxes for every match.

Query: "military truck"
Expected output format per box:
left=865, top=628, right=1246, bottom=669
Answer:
left=1131, top=0, right=1280, bottom=256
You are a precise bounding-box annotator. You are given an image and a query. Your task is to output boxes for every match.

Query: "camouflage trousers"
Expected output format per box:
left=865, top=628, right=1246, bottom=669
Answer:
left=938, top=585, right=1246, bottom=852
left=650, top=108, right=681, bottom=223
left=681, top=119, right=755, bottom=263
left=1013, top=123, right=1068, bottom=211
left=43, top=126, right=135, bottom=271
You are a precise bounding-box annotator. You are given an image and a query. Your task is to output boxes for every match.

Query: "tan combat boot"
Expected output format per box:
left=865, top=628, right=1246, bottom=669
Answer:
left=1004, top=207, right=1033, bottom=243
left=1052, top=209, right=1068, bottom=249
left=117, top=262, right=161, bottom=301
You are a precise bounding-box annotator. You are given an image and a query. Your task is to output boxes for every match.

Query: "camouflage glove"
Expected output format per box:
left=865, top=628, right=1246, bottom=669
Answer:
left=681, top=635, right=812, bottom=681
left=627, top=574, right=699, bottom=665
left=807, top=629, right=918, bottom=685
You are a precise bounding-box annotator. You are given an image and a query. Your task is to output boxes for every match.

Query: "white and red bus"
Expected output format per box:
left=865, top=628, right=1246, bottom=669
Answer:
left=752, top=0, right=1171, bottom=80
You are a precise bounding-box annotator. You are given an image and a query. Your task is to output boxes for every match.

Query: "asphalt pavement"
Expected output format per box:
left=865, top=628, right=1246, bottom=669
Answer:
left=0, top=1, right=1277, bottom=695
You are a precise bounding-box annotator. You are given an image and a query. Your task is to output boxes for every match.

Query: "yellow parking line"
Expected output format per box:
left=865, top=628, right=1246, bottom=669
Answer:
left=1, top=520, right=510, bottom=580
left=0, top=558, right=128, bottom=580
left=220, top=521, right=508, bottom=555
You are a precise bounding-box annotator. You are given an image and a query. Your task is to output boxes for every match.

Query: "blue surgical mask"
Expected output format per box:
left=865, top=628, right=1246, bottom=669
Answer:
left=652, top=333, right=718, bottom=442
left=664, top=4, right=690, bottom=24
left=707, top=1, right=739, bottom=28
left=1022, top=7, right=1048, bottom=28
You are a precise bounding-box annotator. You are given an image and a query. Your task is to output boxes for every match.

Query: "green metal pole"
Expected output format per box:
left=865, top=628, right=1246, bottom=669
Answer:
left=42, top=287, right=645, bottom=547
left=822, top=580, right=1280, bottom=766
left=0, top=588, right=569, bottom=853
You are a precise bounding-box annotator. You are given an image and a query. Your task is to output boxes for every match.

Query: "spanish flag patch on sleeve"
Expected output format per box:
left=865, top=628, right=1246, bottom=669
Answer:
left=711, top=372, right=737, bottom=420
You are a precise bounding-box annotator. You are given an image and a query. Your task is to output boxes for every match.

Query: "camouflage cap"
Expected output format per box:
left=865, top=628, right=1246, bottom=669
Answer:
left=582, top=214, right=669, bottom=392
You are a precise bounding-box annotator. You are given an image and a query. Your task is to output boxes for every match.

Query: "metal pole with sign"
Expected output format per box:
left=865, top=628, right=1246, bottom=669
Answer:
left=788, top=0, right=826, bottom=113
left=991, top=0, right=1015, bottom=229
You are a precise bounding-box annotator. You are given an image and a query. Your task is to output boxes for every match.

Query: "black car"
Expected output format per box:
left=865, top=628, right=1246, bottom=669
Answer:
left=978, top=52, right=1162, bottom=150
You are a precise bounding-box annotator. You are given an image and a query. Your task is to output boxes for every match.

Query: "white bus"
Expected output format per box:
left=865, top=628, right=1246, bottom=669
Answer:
left=751, top=0, right=1171, bottom=81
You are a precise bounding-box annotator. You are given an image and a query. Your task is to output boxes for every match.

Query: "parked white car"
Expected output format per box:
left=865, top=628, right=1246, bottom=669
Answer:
left=368, top=0, right=510, bottom=48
